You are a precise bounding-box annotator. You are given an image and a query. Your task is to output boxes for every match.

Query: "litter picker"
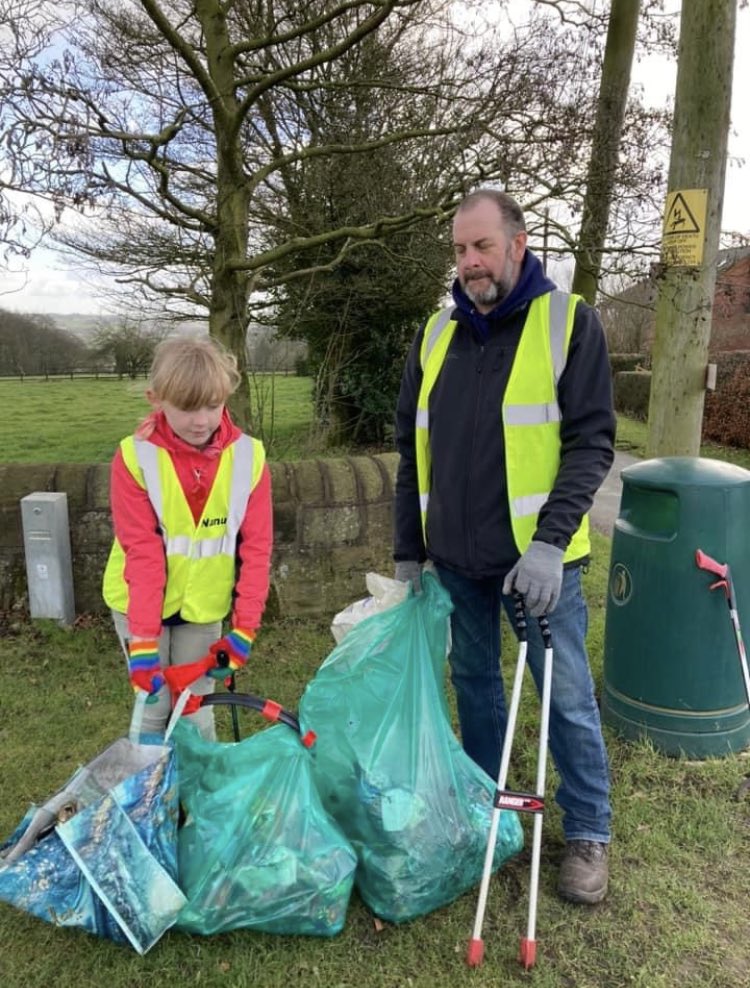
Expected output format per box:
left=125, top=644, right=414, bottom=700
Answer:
left=695, top=548, right=750, bottom=800
left=695, top=549, right=750, bottom=710
left=467, top=594, right=553, bottom=971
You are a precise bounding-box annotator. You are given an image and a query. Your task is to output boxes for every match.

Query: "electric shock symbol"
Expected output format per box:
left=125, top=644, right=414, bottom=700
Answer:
left=664, top=193, right=701, bottom=236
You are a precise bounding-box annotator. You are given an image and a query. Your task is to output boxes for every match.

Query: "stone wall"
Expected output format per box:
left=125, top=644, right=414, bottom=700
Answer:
left=0, top=454, right=400, bottom=621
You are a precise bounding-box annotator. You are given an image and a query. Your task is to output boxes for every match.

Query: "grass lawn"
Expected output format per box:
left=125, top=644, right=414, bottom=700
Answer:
left=0, top=374, right=315, bottom=463
left=2, top=533, right=750, bottom=987
left=615, top=414, right=750, bottom=470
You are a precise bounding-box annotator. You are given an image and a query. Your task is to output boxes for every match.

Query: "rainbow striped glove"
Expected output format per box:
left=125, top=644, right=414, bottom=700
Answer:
left=208, top=628, right=255, bottom=679
left=127, top=639, right=165, bottom=696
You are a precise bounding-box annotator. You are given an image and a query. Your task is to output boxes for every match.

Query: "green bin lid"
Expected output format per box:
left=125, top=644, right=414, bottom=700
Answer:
left=621, top=456, right=750, bottom=490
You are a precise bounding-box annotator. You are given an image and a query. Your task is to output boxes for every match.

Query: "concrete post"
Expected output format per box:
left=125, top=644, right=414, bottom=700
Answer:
left=21, top=492, right=76, bottom=625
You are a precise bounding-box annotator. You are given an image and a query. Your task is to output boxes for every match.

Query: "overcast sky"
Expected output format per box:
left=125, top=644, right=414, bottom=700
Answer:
left=3, top=2, right=749, bottom=318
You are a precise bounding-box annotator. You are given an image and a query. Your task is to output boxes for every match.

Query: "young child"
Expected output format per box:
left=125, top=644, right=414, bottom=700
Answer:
left=102, top=335, right=273, bottom=739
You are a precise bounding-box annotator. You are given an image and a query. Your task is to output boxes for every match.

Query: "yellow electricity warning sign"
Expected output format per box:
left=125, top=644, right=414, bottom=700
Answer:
left=661, top=189, right=707, bottom=266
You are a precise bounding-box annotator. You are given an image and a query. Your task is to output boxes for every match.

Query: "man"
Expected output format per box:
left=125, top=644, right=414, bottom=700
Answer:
left=393, top=188, right=615, bottom=904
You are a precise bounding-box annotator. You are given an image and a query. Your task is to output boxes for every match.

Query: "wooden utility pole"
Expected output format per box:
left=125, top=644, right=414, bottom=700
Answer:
left=571, top=0, right=640, bottom=304
left=646, top=0, right=736, bottom=457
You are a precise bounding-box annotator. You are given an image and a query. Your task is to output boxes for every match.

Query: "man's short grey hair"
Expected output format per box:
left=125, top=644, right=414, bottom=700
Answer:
left=456, top=189, right=527, bottom=236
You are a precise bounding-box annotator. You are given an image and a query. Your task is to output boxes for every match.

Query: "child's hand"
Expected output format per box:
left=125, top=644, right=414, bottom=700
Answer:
left=208, top=628, right=255, bottom=677
left=127, top=639, right=165, bottom=695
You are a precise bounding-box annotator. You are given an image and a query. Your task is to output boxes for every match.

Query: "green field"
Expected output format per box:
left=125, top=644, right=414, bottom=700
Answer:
left=2, top=536, right=750, bottom=987
left=3, top=374, right=749, bottom=471
left=0, top=375, right=315, bottom=463
left=615, top=414, right=750, bottom=469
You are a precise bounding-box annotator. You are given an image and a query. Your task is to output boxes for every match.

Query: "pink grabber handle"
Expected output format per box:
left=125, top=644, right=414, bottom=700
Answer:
left=695, top=549, right=730, bottom=599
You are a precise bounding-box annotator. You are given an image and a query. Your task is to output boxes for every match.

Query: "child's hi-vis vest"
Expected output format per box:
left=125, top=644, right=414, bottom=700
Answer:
left=415, top=290, right=590, bottom=561
left=102, top=433, right=265, bottom=622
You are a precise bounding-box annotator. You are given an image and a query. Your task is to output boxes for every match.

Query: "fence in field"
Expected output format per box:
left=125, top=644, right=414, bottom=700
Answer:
left=0, top=368, right=296, bottom=381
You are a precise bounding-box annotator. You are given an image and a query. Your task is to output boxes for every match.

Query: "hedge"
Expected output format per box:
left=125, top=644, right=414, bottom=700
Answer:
left=612, top=352, right=750, bottom=449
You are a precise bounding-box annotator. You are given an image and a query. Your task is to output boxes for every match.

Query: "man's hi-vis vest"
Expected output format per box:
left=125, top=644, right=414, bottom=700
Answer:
left=415, top=290, right=590, bottom=561
left=102, top=433, right=265, bottom=622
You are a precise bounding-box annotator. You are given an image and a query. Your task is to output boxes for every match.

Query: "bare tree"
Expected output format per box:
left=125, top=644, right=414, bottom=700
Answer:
left=571, top=0, right=642, bottom=303
left=0, top=0, right=673, bottom=428
left=0, top=307, right=87, bottom=374
left=90, top=319, right=168, bottom=379
left=0, top=0, right=61, bottom=267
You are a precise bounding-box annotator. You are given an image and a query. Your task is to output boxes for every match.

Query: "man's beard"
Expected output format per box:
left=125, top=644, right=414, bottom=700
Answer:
left=462, top=272, right=513, bottom=309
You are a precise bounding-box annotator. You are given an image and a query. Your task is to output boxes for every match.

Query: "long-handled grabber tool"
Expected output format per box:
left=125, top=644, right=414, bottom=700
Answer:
left=467, top=595, right=554, bottom=971
left=695, top=549, right=750, bottom=798
left=695, top=549, right=750, bottom=709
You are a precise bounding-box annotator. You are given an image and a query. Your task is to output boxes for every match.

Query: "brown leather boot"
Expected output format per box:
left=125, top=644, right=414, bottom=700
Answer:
left=558, top=840, right=609, bottom=904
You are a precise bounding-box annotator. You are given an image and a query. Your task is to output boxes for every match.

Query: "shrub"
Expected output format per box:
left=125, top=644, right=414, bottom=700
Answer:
left=609, top=353, right=650, bottom=377
left=613, top=370, right=651, bottom=420
left=702, top=352, right=750, bottom=448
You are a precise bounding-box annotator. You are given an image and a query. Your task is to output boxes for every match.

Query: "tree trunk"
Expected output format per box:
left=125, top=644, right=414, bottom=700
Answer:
left=571, top=0, right=640, bottom=304
left=197, top=0, right=252, bottom=431
left=646, top=0, right=736, bottom=457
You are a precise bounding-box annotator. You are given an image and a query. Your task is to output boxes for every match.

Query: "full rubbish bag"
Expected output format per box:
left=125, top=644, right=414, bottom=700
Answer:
left=330, top=572, right=409, bottom=643
left=299, top=571, right=524, bottom=923
left=0, top=695, right=185, bottom=954
left=169, top=691, right=358, bottom=937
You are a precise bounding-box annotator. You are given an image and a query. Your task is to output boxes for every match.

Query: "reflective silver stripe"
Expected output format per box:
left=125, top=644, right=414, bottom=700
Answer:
left=549, top=290, right=569, bottom=386
left=225, top=435, right=254, bottom=548
left=416, top=409, right=429, bottom=429
left=420, top=492, right=430, bottom=511
left=133, top=439, right=164, bottom=524
left=423, top=307, right=455, bottom=363
left=165, top=534, right=236, bottom=559
left=512, top=492, right=550, bottom=517
left=166, top=535, right=193, bottom=556
left=504, top=402, right=561, bottom=426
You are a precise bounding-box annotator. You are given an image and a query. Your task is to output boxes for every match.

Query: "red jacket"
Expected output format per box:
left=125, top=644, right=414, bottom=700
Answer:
left=109, top=408, right=273, bottom=638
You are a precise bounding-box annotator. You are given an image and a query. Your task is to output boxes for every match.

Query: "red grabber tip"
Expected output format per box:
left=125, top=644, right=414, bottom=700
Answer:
left=519, top=937, right=536, bottom=969
left=466, top=938, right=484, bottom=967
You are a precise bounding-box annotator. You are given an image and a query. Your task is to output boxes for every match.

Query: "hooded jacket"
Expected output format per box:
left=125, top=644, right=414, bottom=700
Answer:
left=393, top=250, right=615, bottom=578
left=107, top=407, right=273, bottom=638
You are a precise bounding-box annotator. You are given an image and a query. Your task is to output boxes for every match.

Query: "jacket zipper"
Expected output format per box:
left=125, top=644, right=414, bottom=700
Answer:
left=465, top=343, right=485, bottom=570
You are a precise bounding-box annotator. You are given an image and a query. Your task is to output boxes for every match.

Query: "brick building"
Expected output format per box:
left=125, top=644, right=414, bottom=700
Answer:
left=600, top=246, right=750, bottom=354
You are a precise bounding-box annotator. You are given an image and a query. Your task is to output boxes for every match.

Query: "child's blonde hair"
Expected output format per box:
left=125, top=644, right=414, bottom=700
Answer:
left=148, top=335, right=241, bottom=410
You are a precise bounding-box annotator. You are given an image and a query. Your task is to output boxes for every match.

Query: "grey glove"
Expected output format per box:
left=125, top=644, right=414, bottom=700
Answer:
left=394, top=560, right=422, bottom=593
left=502, top=541, right=565, bottom=617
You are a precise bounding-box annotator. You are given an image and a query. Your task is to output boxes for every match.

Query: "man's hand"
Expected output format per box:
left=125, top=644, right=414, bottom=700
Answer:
left=394, top=560, right=422, bottom=593
left=502, top=541, right=564, bottom=617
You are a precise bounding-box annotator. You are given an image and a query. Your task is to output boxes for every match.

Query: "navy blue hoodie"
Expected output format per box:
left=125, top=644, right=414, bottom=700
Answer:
left=393, top=250, right=615, bottom=577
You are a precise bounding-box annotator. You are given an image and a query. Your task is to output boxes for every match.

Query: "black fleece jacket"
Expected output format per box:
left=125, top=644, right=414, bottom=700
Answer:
left=393, top=251, right=615, bottom=578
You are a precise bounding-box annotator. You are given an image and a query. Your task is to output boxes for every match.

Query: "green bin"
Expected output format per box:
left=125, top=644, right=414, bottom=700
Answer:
left=601, top=456, right=750, bottom=758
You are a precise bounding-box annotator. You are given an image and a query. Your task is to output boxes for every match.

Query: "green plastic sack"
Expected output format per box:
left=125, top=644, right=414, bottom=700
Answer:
left=299, top=571, right=524, bottom=923
left=172, top=716, right=357, bottom=937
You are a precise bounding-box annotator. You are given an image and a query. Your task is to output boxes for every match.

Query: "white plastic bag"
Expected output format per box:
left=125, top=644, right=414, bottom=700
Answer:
left=330, top=572, right=410, bottom=643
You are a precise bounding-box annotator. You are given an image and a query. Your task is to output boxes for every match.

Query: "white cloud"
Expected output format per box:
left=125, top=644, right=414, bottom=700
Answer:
left=2, top=248, right=113, bottom=315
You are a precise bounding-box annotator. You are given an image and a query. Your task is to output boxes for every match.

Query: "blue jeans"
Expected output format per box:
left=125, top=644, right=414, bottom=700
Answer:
left=435, top=563, right=611, bottom=843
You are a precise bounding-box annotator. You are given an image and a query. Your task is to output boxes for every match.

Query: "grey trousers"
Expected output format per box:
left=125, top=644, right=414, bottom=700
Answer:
left=112, top=611, right=221, bottom=741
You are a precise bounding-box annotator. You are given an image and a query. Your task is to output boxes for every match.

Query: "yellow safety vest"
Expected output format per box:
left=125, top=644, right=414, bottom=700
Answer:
left=102, top=433, right=266, bottom=622
left=415, top=290, right=590, bottom=561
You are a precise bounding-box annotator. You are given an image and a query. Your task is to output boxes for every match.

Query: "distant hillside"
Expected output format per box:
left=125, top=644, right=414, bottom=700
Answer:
left=19, top=311, right=273, bottom=351
left=45, top=313, right=210, bottom=343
